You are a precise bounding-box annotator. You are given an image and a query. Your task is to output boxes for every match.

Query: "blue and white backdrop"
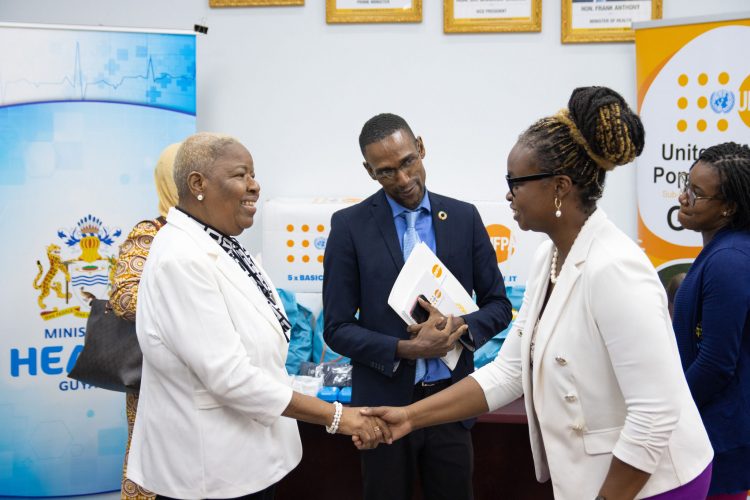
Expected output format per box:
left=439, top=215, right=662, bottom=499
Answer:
left=0, top=23, right=195, bottom=495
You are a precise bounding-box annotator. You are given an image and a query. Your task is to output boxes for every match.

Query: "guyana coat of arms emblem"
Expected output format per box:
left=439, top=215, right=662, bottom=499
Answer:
left=33, top=214, right=121, bottom=320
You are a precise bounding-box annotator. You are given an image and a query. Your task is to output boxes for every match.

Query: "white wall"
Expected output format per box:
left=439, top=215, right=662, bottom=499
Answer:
left=2, top=0, right=748, bottom=252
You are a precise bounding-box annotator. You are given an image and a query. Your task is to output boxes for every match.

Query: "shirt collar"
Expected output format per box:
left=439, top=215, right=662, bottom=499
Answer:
left=175, top=206, right=235, bottom=242
left=384, top=190, right=431, bottom=219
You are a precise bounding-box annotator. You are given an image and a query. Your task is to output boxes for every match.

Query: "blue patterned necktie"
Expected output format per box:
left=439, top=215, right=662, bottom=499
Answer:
left=403, top=210, right=421, bottom=261
left=402, top=210, right=427, bottom=382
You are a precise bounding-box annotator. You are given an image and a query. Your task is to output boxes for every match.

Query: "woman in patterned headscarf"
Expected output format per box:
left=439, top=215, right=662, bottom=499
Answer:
left=110, top=141, right=180, bottom=500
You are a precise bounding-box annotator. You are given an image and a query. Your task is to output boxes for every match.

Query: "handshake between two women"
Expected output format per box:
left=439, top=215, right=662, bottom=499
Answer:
left=340, top=310, right=470, bottom=450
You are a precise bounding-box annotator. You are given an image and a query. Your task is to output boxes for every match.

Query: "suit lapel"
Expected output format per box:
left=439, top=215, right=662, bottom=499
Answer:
left=430, top=193, right=452, bottom=262
left=214, top=254, right=285, bottom=338
left=370, top=190, right=405, bottom=270
left=524, top=246, right=553, bottom=379
left=531, top=210, right=608, bottom=387
left=511, top=245, right=552, bottom=421
left=531, top=260, right=581, bottom=388
left=167, top=208, right=285, bottom=338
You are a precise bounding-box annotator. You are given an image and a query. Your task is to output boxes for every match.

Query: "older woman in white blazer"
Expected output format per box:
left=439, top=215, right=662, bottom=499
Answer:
left=363, top=87, right=713, bottom=500
left=127, top=133, right=389, bottom=500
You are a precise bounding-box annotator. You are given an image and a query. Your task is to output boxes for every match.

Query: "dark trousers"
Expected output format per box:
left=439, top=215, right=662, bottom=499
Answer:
left=360, top=380, right=474, bottom=500
left=155, top=484, right=275, bottom=500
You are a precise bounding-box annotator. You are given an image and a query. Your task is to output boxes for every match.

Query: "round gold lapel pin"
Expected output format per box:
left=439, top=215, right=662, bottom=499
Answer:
left=438, top=210, right=448, bottom=220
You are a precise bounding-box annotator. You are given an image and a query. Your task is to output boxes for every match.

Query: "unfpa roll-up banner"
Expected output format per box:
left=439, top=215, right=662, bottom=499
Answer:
left=634, top=13, right=750, bottom=283
left=0, top=23, right=195, bottom=495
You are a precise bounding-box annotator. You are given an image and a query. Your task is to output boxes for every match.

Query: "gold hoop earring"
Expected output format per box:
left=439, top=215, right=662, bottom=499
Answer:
left=554, top=196, right=562, bottom=218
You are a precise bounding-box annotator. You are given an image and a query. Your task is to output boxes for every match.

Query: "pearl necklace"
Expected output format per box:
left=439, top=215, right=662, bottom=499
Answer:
left=550, top=247, right=559, bottom=284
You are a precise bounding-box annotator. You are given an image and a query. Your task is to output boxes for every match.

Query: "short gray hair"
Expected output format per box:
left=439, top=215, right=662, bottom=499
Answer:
left=173, top=132, right=241, bottom=201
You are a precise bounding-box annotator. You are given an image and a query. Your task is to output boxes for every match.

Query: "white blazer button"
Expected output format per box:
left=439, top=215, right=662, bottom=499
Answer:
left=571, top=423, right=584, bottom=432
left=564, top=393, right=577, bottom=402
left=555, top=356, right=568, bottom=365
left=518, top=330, right=523, bottom=337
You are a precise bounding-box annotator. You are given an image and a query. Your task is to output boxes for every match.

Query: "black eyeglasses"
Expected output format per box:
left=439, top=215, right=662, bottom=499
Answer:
left=505, top=172, right=555, bottom=196
left=372, top=155, right=419, bottom=181
left=370, top=143, right=422, bottom=181
left=678, top=172, right=722, bottom=207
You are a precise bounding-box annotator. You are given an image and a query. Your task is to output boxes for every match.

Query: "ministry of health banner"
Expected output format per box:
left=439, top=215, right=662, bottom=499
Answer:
left=0, top=23, right=196, bottom=495
left=634, top=13, right=750, bottom=283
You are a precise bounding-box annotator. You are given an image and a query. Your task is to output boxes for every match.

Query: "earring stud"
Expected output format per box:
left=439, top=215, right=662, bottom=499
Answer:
left=197, top=193, right=204, bottom=201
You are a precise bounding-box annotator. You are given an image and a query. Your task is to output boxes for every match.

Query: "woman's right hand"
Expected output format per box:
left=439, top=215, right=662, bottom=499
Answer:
left=358, top=406, right=412, bottom=444
left=338, top=407, right=392, bottom=450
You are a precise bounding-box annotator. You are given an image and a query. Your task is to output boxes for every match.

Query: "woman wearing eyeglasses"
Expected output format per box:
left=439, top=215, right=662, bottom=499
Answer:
left=673, top=142, right=750, bottom=500
left=362, top=86, right=713, bottom=499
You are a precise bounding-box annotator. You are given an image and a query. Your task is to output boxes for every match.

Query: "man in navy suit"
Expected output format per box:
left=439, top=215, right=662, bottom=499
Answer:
left=323, top=113, right=512, bottom=500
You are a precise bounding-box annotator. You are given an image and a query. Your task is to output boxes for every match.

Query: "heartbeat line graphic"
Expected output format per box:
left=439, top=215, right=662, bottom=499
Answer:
left=0, top=39, right=195, bottom=113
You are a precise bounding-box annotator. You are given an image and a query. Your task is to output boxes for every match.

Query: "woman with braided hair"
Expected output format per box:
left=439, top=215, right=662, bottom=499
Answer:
left=673, top=142, right=750, bottom=499
left=361, top=87, right=713, bottom=499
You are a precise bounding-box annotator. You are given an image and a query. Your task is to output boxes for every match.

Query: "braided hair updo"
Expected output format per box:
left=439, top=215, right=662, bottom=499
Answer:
left=694, top=142, right=750, bottom=231
left=518, top=86, right=645, bottom=211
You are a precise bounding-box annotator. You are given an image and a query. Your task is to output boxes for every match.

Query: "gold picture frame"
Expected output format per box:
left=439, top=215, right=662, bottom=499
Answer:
left=561, top=0, right=662, bottom=43
left=326, top=0, right=422, bottom=24
left=210, top=0, right=304, bottom=7
left=444, top=0, right=541, bottom=33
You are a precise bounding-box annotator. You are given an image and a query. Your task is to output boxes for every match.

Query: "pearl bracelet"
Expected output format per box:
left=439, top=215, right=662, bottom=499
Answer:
left=326, top=401, right=343, bottom=434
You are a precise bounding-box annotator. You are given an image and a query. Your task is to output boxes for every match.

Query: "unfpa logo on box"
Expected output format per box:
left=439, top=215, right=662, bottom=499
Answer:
left=675, top=71, right=750, bottom=132
left=486, top=224, right=515, bottom=264
left=284, top=223, right=327, bottom=264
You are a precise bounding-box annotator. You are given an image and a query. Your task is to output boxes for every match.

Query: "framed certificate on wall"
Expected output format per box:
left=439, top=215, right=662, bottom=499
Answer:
left=562, top=0, right=662, bottom=43
left=444, top=0, right=542, bottom=33
left=210, top=0, right=304, bottom=6
left=326, top=0, right=422, bottom=24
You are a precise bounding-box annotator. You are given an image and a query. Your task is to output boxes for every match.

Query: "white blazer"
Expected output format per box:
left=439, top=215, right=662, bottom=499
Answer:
left=472, top=209, right=712, bottom=500
left=127, top=208, right=301, bottom=499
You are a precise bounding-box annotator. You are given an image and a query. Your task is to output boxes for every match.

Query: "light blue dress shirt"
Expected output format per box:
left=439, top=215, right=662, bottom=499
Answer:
left=385, top=192, right=451, bottom=383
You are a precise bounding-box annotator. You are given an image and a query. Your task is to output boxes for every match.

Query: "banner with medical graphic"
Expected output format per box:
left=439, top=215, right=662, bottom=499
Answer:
left=0, top=23, right=195, bottom=496
left=634, top=14, right=750, bottom=284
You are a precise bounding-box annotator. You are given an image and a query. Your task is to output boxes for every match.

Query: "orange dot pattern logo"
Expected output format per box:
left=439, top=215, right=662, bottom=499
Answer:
left=675, top=71, right=749, bottom=133
left=285, top=222, right=327, bottom=264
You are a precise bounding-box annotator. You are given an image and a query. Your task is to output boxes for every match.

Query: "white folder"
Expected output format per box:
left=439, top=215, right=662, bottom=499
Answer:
left=387, top=243, right=478, bottom=370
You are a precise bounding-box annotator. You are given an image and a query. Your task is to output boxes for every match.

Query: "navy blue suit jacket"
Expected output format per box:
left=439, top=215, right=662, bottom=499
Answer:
left=323, top=190, right=512, bottom=420
left=674, top=228, right=750, bottom=457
